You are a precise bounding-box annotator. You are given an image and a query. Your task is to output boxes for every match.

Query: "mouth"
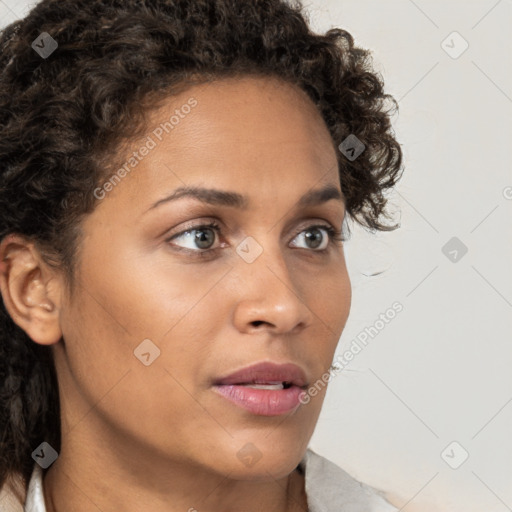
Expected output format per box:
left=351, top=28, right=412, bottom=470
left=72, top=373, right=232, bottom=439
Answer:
left=234, top=381, right=294, bottom=390
left=212, top=362, right=309, bottom=416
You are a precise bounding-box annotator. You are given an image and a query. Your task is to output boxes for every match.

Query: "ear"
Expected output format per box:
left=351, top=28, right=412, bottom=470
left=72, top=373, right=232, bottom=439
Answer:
left=0, top=234, right=63, bottom=345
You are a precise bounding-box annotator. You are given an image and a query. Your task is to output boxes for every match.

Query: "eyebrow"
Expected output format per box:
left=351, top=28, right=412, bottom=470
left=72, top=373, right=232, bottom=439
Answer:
left=146, top=183, right=344, bottom=212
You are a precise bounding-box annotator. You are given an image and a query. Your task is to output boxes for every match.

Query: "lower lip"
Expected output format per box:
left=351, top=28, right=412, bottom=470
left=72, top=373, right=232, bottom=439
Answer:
left=213, top=385, right=306, bottom=416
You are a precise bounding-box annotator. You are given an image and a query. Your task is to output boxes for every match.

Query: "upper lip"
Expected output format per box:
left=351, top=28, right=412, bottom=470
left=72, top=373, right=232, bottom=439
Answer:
left=213, top=361, right=308, bottom=388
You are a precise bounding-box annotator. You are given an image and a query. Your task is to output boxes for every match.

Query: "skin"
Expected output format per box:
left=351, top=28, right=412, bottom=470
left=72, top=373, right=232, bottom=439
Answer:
left=0, top=76, right=351, bottom=512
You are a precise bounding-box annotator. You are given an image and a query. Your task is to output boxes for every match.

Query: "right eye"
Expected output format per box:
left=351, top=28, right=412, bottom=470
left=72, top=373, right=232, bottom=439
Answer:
left=166, top=221, right=223, bottom=254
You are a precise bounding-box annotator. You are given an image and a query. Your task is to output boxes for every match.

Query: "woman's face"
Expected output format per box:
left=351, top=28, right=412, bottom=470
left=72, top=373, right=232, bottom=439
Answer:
left=55, top=76, right=351, bottom=479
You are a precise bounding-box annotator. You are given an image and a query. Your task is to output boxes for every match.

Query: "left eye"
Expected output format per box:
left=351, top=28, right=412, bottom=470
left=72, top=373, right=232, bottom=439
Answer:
left=290, top=226, right=332, bottom=250
left=167, top=222, right=341, bottom=253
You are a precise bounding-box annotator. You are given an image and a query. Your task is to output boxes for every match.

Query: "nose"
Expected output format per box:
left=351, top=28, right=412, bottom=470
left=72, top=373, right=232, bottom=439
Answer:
left=231, top=244, right=315, bottom=336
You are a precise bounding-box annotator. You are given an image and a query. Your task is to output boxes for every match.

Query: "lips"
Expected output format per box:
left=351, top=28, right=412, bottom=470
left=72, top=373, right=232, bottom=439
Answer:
left=213, top=362, right=308, bottom=388
left=212, top=362, right=309, bottom=416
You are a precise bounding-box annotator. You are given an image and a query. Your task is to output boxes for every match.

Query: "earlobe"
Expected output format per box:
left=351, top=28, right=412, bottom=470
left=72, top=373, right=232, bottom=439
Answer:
left=0, top=234, right=63, bottom=346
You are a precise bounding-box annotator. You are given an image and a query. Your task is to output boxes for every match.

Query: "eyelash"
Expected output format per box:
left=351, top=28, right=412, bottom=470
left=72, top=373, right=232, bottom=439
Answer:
left=165, top=220, right=346, bottom=259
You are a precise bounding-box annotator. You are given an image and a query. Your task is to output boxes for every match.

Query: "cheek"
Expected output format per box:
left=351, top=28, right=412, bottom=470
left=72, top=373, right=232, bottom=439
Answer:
left=90, top=366, right=226, bottom=450
left=57, top=281, right=136, bottom=420
left=329, top=268, right=352, bottom=331
left=58, top=275, right=219, bottom=447
left=303, top=256, right=352, bottom=335
left=85, top=241, right=233, bottom=341
left=59, top=249, right=230, bottom=401
left=300, top=261, right=352, bottom=386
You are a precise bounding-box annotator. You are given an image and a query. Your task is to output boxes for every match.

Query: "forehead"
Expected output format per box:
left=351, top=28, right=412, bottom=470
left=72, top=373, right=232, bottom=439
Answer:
left=146, top=75, right=336, bottom=163
left=100, top=76, right=340, bottom=209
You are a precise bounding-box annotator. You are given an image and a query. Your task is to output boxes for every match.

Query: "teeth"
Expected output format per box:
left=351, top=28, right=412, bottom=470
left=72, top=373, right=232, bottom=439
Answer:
left=241, top=383, right=284, bottom=390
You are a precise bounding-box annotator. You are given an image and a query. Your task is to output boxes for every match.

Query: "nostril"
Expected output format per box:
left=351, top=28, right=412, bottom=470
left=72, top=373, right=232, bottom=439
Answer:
left=251, top=321, right=265, bottom=327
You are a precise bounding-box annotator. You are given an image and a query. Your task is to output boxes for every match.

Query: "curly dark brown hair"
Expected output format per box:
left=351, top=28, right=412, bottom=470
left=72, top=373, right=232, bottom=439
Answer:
left=0, top=0, right=404, bottom=491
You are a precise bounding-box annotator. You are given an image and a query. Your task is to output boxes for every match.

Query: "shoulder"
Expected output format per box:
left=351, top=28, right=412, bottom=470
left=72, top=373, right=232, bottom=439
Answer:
left=300, top=448, right=398, bottom=512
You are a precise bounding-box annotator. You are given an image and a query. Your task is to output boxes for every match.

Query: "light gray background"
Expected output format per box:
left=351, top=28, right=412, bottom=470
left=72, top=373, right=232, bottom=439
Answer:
left=1, top=1, right=511, bottom=511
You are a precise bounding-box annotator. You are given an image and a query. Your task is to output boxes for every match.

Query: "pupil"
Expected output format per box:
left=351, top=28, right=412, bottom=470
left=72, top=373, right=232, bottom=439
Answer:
left=305, top=228, right=322, bottom=249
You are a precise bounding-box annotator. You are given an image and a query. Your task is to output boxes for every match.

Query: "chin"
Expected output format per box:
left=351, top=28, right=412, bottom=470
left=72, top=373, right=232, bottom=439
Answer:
left=208, top=436, right=308, bottom=481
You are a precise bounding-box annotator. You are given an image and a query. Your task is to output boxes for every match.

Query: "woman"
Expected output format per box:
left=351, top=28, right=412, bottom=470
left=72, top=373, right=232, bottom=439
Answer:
left=0, top=0, right=404, bottom=510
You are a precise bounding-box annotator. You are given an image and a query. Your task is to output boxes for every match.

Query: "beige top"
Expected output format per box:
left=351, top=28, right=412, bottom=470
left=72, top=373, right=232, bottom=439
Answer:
left=0, top=449, right=398, bottom=512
